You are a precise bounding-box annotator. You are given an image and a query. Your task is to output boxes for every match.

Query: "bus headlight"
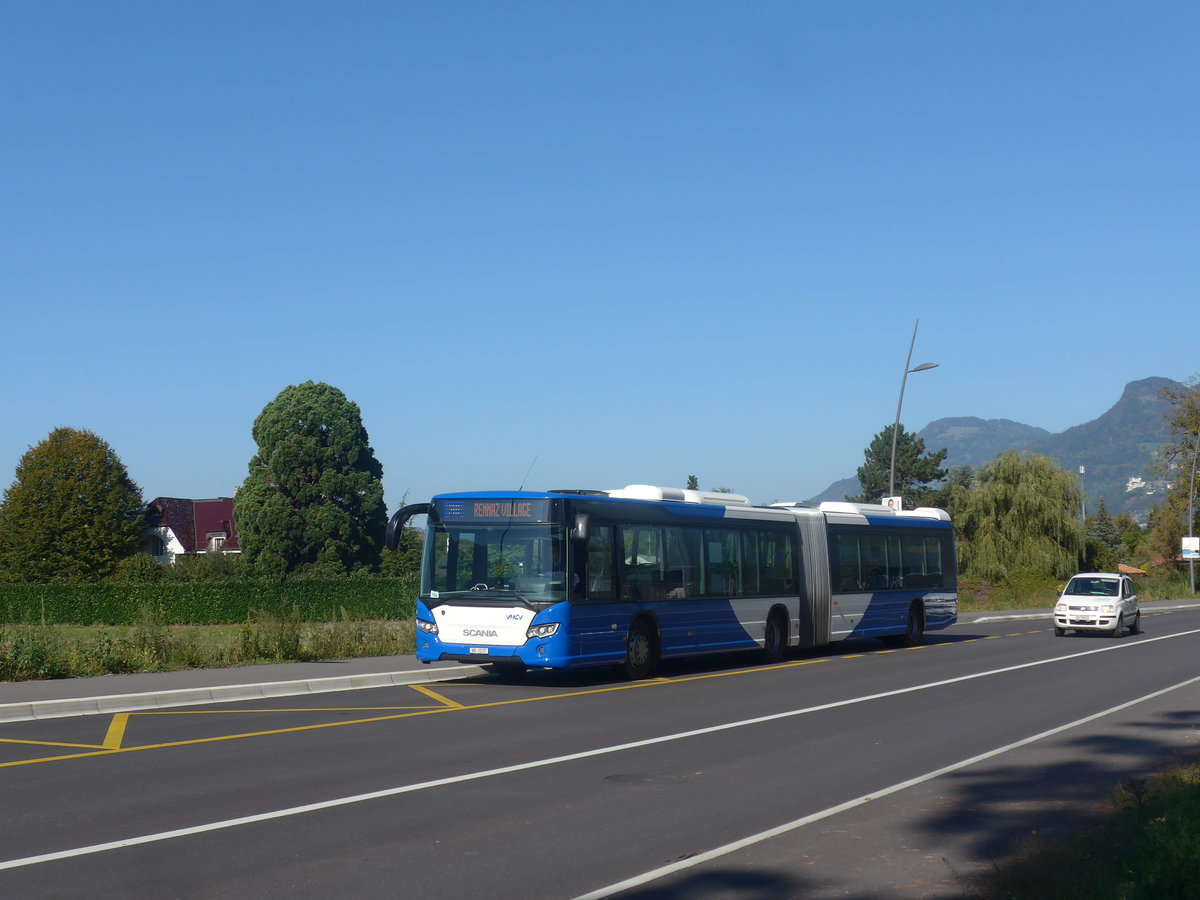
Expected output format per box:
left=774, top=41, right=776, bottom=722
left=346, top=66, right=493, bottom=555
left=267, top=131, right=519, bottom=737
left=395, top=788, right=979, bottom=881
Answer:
left=527, top=623, right=560, bottom=639
left=417, top=619, right=439, bottom=635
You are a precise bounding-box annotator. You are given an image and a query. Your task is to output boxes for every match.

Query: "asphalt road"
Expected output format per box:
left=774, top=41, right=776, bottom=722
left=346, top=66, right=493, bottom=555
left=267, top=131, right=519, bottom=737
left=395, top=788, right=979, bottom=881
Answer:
left=2, top=605, right=1199, bottom=899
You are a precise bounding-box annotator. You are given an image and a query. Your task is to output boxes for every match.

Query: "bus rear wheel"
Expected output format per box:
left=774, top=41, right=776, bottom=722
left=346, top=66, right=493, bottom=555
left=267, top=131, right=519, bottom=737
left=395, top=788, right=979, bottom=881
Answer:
left=763, top=610, right=788, bottom=663
left=900, top=601, right=925, bottom=646
left=624, top=621, right=657, bottom=680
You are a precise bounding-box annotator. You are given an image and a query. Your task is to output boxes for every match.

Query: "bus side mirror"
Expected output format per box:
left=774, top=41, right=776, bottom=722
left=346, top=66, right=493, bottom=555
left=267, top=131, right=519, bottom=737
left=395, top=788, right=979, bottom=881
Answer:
left=571, top=513, right=589, bottom=542
left=386, top=502, right=435, bottom=551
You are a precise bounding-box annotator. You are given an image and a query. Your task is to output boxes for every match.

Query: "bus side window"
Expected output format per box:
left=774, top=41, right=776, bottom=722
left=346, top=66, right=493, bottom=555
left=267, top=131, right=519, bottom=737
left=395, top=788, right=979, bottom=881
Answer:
left=586, top=526, right=615, bottom=601
left=664, top=527, right=699, bottom=599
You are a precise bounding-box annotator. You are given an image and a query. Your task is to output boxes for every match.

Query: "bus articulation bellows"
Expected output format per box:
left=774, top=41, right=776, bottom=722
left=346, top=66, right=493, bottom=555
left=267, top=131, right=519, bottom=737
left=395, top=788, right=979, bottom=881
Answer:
left=386, top=484, right=957, bottom=679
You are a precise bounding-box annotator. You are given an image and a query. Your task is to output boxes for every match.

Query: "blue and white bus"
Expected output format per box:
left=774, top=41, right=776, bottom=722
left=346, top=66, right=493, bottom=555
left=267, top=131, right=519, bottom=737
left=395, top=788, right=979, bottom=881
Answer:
left=386, top=484, right=957, bottom=679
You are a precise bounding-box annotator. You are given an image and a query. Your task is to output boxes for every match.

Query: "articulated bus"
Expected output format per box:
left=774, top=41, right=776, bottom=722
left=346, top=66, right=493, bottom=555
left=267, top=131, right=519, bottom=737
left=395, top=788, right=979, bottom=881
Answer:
left=386, top=484, right=957, bottom=679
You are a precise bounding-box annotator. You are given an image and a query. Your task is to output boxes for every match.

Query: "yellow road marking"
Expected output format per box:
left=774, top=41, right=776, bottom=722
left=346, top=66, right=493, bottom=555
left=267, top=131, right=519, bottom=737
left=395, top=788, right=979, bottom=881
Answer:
left=132, top=706, right=438, bottom=714
left=103, top=714, right=128, bottom=750
left=0, top=633, right=990, bottom=769
left=0, top=737, right=109, bottom=750
left=409, top=685, right=464, bottom=708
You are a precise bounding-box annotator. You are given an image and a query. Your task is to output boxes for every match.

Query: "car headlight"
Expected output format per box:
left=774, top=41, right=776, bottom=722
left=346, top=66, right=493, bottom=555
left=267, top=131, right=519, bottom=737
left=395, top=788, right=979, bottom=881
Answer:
left=526, top=623, right=560, bottom=639
left=1100, top=605, right=1115, bottom=615
left=417, top=619, right=439, bottom=635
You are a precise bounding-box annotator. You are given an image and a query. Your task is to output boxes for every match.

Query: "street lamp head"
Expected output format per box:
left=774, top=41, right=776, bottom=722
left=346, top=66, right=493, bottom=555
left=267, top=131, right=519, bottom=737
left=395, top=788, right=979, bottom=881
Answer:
left=909, top=362, right=939, bottom=373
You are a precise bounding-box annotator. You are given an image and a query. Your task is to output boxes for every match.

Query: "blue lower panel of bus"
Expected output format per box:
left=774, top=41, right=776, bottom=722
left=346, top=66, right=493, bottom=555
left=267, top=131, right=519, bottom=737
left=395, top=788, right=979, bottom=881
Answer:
left=414, top=597, right=776, bottom=669
left=837, top=590, right=957, bottom=639
left=413, top=592, right=957, bottom=669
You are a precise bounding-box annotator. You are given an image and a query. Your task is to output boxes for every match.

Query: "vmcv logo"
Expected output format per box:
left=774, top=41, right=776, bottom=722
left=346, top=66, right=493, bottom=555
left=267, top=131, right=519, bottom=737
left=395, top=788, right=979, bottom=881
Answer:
left=462, top=629, right=499, bottom=637
left=506, top=613, right=525, bottom=621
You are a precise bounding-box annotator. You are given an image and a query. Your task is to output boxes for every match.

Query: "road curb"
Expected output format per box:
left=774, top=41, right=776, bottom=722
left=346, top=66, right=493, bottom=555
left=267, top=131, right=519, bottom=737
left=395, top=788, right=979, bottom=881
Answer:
left=0, top=665, right=489, bottom=724
left=967, top=600, right=1200, bottom=625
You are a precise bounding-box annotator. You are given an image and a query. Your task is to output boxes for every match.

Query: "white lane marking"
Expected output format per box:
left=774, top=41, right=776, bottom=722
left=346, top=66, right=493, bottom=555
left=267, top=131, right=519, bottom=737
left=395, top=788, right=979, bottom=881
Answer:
left=3, top=627, right=1199, bottom=872
left=573, top=670, right=1200, bottom=899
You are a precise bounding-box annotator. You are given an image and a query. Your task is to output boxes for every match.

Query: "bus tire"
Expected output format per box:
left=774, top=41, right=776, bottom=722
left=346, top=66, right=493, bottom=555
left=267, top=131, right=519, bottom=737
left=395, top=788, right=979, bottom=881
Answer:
left=763, top=609, right=788, bottom=663
left=901, top=601, right=925, bottom=646
left=624, top=620, right=657, bottom=680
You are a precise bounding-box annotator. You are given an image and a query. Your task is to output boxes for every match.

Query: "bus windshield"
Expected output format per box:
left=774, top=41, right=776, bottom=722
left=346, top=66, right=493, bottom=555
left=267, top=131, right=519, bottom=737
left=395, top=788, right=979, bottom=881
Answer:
left=424, top=523, right=568, bottom=608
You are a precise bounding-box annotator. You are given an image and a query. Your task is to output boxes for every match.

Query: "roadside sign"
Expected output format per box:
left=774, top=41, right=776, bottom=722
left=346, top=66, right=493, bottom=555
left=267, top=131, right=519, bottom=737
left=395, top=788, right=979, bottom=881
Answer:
left=1183, top=536, right=1199, bottom=560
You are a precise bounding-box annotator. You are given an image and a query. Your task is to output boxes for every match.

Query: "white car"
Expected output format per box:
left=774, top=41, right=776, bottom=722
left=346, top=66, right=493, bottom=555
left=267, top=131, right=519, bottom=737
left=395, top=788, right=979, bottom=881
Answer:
left=1053, top=572, right=1141, bottom=637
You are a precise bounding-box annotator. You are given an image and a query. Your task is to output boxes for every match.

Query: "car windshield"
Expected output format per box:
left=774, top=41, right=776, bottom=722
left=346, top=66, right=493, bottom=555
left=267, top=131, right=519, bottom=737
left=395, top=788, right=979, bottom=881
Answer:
left=423, top=523, right=568, bottom=608
left=1065, top=577, right=1119, bottom=597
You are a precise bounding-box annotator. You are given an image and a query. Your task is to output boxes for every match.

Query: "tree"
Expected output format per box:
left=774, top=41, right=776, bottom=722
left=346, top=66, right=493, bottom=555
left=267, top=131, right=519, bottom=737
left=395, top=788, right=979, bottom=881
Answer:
left=1084, top=499, right=1122, bottom=571
left=937, top=464, right=975, bottom=519
left=0, top=427, right=145, bottom=581
left=1149, top=378, right=1200, bottom=564
left=381, top=528, right=423, bottom=577
left=685, top=475, right=699, bottom=490
left=234, top=381, right=387, bottom=575
left=1085, top=499, right=1122, bottom=552
left=851, top=424, right=948, bottom=508
left=955, top=451, right=1083, bottom=581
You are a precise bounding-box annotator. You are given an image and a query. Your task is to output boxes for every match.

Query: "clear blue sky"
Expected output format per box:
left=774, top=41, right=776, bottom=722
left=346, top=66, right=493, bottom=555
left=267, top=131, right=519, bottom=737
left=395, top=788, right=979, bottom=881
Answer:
left=2, top=1, right=1196, bottom=510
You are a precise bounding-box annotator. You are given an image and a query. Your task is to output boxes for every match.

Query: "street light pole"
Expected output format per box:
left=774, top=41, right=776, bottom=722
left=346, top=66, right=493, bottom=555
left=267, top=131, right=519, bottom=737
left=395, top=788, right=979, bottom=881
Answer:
left=888, top=320, right=939, bottom=499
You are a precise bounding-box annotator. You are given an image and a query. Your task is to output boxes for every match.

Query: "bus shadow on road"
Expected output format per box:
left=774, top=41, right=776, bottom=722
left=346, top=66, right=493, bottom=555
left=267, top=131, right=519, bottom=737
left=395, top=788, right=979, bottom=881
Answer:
left=470, top=634, right=971, bottom=689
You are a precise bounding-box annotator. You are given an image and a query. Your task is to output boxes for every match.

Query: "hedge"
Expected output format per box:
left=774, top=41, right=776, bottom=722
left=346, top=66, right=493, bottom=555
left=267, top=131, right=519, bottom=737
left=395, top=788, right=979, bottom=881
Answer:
left=0, top=575, right=419, bottom=626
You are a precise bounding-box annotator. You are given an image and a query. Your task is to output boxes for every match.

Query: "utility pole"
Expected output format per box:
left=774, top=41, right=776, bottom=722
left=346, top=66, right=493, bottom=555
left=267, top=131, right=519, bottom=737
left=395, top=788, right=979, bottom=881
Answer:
left=1079, top=466, right=1086, bottom=527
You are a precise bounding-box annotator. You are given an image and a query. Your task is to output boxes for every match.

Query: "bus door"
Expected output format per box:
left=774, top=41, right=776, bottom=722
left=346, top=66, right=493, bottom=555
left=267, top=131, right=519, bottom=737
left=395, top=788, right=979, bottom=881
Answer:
left=570, top=524, right=627, bottom=665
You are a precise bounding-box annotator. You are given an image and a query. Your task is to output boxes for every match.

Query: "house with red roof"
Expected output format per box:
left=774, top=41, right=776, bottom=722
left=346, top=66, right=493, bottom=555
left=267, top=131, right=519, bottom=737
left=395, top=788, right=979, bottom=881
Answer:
left=142, top=497, right=241, bottom=563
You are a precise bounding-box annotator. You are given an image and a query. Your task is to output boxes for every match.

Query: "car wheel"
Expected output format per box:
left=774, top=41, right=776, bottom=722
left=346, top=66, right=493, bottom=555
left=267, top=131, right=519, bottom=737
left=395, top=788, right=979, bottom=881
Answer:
left=1053, top=625, right=1065, bottom=637
left=764, top=609, right=788, bottom=663
left=623, top=620, right=657, bottom=680
left=1129, top=611, right=1142, bottom=635
left=1112, top=613, right=1124, bottom=638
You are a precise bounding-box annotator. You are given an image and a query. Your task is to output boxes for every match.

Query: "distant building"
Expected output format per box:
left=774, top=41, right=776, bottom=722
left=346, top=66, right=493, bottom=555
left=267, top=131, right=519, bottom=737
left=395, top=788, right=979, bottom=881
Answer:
left=142, top=497, right=240, bottom=564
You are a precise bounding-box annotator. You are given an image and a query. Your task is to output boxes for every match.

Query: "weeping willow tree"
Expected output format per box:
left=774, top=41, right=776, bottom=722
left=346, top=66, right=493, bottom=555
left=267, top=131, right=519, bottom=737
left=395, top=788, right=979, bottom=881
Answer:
left=956, top=451, right=1084, bottom=581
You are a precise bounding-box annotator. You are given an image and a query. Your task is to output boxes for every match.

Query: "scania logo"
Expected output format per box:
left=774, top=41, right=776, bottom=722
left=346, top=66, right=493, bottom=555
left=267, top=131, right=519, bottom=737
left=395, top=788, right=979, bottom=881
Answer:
left=462, top=629, right=499, bottom=637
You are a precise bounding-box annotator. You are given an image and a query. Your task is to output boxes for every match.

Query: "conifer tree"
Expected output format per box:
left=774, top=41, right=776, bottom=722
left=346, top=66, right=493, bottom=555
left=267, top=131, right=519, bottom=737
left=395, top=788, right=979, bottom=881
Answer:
left=851, top=424, right=948, bottom=507
left=234, top=381, right=387, bottom=575
left=0, top=427, right=145, bottom=581
left=1086, top=499, right=1122, bottom=555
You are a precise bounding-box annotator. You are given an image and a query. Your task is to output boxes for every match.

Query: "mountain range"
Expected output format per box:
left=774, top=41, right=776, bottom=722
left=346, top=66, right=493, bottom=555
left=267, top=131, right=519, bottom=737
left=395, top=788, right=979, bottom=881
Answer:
left=808, top=376, right=1183, bottom=522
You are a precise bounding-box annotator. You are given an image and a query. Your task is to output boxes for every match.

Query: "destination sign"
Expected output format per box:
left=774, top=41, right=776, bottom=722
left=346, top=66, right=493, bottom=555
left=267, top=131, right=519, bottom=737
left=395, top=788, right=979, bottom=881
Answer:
left=437, top=498, right=554, bottom=523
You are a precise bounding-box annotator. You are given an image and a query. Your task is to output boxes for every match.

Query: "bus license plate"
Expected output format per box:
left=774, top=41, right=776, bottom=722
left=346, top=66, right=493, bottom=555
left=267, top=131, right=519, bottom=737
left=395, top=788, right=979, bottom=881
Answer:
left=469, top=647, right=488, bottom=655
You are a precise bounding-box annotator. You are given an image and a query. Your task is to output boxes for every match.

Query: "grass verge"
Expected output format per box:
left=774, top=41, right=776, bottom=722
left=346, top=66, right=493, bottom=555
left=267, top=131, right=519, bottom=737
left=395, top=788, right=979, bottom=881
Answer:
left=970, top=762, right=1200, bottom=898
left=0, top=607, right=415, bottom=681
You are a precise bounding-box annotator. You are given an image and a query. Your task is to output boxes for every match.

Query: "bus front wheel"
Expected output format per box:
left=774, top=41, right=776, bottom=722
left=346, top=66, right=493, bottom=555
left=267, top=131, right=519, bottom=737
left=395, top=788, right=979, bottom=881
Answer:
left=624, top=621, right=657, bottom=680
